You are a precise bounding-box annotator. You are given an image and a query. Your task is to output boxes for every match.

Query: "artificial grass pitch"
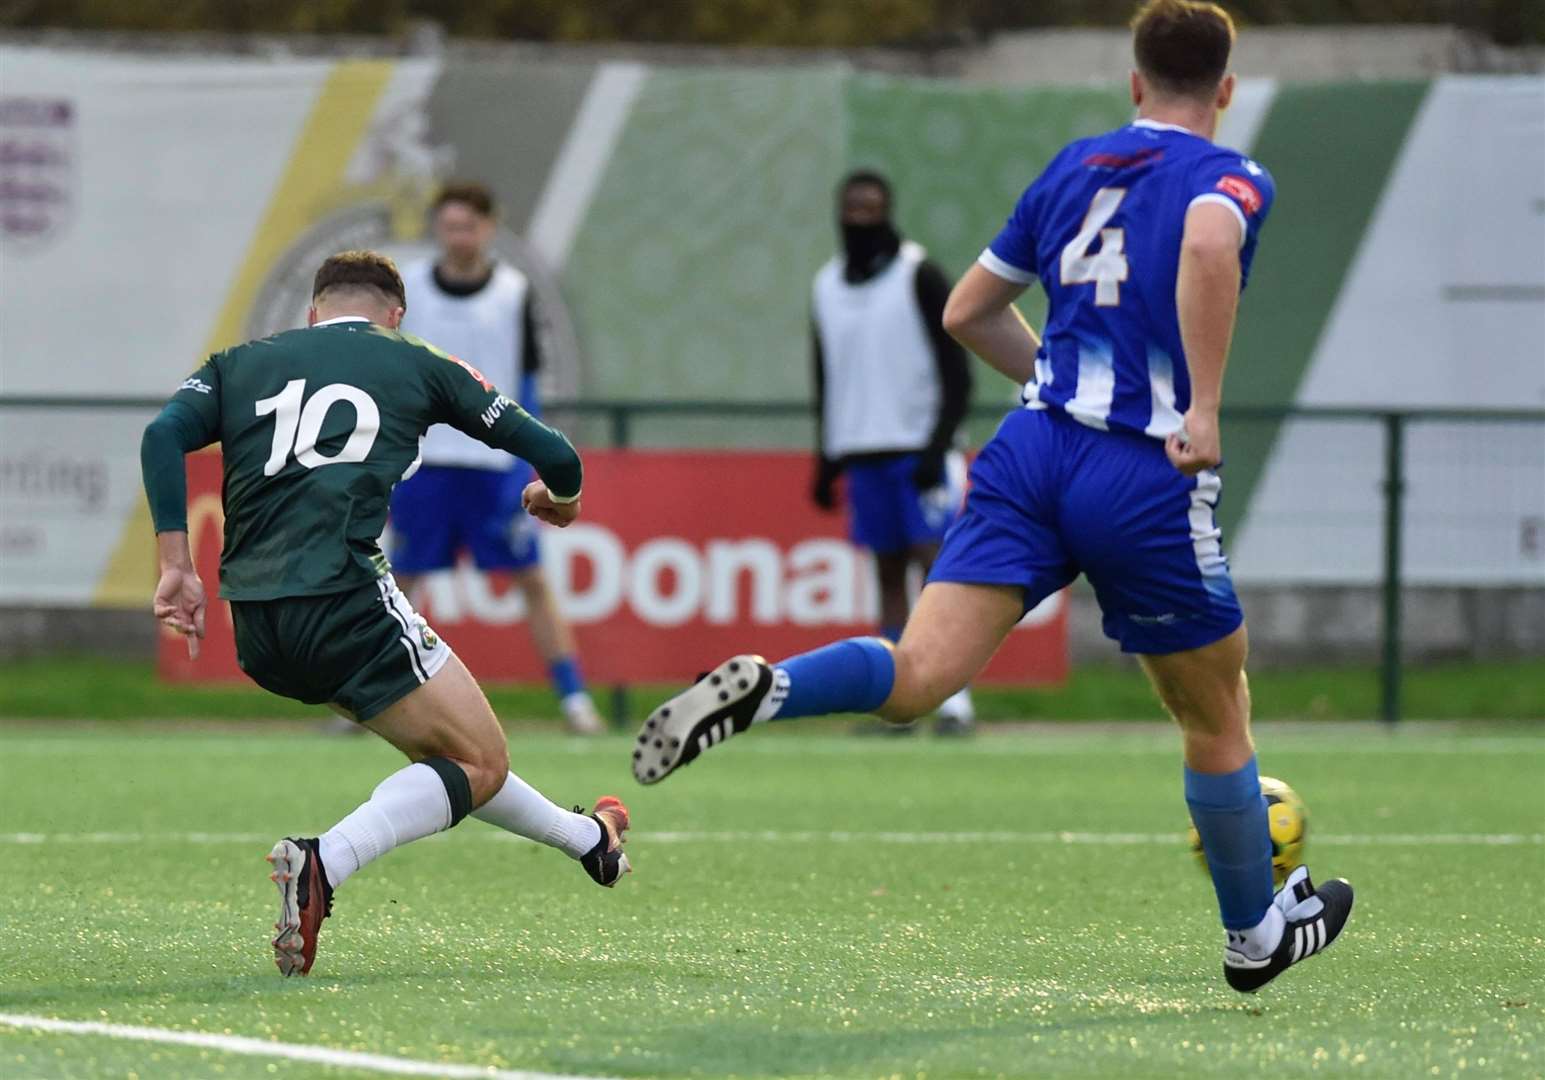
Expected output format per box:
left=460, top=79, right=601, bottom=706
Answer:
left=1, top=726, right=1541, bottom=1078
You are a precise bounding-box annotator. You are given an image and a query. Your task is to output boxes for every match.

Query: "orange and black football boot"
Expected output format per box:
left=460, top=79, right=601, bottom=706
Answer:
left=577, top=795, right=632, bottom=887
left=265, top=837, right=333, bottom=976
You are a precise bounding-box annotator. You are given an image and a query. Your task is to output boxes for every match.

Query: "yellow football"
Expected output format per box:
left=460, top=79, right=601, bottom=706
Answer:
left=1188, top=775, right=1307, bottom=887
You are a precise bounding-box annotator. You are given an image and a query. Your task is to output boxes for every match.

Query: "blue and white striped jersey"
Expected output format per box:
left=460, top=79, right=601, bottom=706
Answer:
left=981, top=119, right=1275, bottom=439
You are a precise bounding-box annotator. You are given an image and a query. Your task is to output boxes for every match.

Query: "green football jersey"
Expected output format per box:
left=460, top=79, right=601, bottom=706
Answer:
left=163, top=318, right=581, bottom=601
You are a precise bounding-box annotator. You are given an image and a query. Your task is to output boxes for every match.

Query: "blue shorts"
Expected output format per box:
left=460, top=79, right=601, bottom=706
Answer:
left=845, top=452, right=965, bottom=556
left=389, top=463, right=541, bottom=574
left=929, top=408, right=1243, bottom=655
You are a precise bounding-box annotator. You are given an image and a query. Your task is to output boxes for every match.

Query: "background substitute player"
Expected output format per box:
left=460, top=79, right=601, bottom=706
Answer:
left=632, top=0, right=1354, bottom=993
left=140, top=251, right=631, bottom=977
left=811, top=170, right=976, bottom=735
left=391, top=181, right=603, bottom=735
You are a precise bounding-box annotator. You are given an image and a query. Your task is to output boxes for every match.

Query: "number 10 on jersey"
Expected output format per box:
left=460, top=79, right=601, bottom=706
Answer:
left=256, top=379, right=381, bottom=476
left=1061, top=187, right=1129, bottom=307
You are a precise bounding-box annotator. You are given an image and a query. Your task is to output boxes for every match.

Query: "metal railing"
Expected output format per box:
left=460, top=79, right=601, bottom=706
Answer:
left=5, top=394, right=1543, bottom=723
left=547, top=400, right=1544, bottom=725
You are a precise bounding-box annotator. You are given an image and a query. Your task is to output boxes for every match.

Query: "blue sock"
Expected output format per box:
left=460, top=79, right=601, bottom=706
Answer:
left=769, top=637, right=895, bottom=721
left=1185, top=756, right=1275, bottom=931
left=548, top=656, right=585, bottom=699
left=879, top=624, right=903, bottom=643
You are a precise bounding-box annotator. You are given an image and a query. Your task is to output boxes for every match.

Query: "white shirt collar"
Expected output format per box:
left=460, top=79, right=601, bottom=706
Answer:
left=312, top=315, right=371, bottom=327
left=1132, top=117, right=1201, bottom=135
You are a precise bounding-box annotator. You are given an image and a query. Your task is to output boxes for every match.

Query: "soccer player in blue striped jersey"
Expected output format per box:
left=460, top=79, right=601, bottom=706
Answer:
left=633, top=0, right=1354, bottom=993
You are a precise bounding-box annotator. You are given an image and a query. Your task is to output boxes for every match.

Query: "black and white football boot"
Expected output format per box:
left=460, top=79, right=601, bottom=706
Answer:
left=1224, top=864, right=1355, bottom=993
left=632, top=655, right=774, bottom=784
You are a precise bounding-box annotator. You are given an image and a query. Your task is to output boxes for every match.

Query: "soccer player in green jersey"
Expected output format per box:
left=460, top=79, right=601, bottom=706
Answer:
left=140, top=251, right=631, bottom=977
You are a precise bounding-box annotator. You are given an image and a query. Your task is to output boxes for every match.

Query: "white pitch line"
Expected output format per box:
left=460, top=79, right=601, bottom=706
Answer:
left=0, top=1012, right=612, bottom=1080
left=0, top=831, right=275, bottom=845
left=637, top=830, right=1545, bottom=847
left=2, top=829, right=1539, bottom=847
left=721, top=736, right=1545, bottom=756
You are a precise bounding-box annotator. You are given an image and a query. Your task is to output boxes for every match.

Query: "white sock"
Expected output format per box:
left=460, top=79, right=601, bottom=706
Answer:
left=938, top=687, right=975, bottom=722
left=317, top=762, right=455, bottom=890
left=471, top=771, right=601, bottom=858
left=1229, top=902, right=1286, bottom=960
left=752, top=668, right=791, bottom=723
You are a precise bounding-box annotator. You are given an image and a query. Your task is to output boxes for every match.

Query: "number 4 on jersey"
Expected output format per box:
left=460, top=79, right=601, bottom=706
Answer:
left=256, top=378, right=381, bottom=476
left=1060, top=187, right=1128, bottom=307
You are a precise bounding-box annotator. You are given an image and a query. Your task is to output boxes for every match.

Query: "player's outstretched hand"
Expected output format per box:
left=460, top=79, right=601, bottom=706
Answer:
left=153, top=566, right=207, bottom=659
left=1166, top=408, right=1223, bottom=476
left=523, top=480, right=580, bottom=527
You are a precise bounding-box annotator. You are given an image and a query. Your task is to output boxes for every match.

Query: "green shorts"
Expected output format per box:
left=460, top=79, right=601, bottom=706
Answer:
left=230, top=576, right=452, bottom=722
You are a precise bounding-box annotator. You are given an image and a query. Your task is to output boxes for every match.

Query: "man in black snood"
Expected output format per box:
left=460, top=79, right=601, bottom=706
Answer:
left=808, top=169, right=976, bottom=735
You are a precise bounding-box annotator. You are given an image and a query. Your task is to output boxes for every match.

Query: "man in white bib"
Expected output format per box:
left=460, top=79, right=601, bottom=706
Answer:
left=389, top=182, right=603, bottom=735
left=810, top=171, right=975, bottom=734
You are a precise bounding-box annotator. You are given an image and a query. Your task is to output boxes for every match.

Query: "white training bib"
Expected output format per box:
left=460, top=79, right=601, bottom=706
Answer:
left=400, top=259, right=529, bottom=470
left=812, top=241, right=940, bottom=458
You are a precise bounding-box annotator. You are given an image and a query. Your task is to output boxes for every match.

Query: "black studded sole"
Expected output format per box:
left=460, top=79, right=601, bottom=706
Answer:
left=632, top=655, right=769, bottom=785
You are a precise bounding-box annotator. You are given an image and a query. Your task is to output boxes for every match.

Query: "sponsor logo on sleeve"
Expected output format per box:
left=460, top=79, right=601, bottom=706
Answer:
left=447, top=354, right=494, bottom=391
left=178, top=377, right=213, bottom=395
left=1216, top=175, right=1263, bottom=215
left=481, top=393, right=517, bottom=428
left=1083, top=147, right=1164, bottom=170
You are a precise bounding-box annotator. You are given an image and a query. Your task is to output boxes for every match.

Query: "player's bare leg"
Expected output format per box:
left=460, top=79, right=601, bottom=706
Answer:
left=908, top=544, right=977, bottom=735
left=858, top=552, right=918, bottom=735
left=1139, top=624, right=1253, bottom=774
left=365, top=652, right=514, bottom=803
left=879, top=582, right=1018, bottom=722
left=867, top=551, right=977, bottom=735
left=634, top=582, right=1020, bottom=783
left=514, top=566, right=604, bottom=734
left=1143, top=626, right=1353, bottom=991
left=271, top=656, right=629, bottom=976
left=367, top=655, right=628, bottom=882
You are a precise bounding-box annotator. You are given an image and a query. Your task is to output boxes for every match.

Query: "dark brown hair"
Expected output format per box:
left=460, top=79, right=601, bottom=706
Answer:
left=1131, top=0, right=1236, bottom=98
left=311, top=250, right=406, bottom=308
left=432, top=180, right=496, bottom=218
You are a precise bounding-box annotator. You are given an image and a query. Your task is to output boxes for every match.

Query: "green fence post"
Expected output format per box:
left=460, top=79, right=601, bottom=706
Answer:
left=1380, top=413, right=1405, bottom=725
left=610, top=402, right=631, bottom=730
left=610, top=404, right=632, bottom=450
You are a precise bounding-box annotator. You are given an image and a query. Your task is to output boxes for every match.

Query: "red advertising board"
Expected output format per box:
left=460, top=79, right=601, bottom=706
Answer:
left=160, top=450, right=1067, bottom=686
